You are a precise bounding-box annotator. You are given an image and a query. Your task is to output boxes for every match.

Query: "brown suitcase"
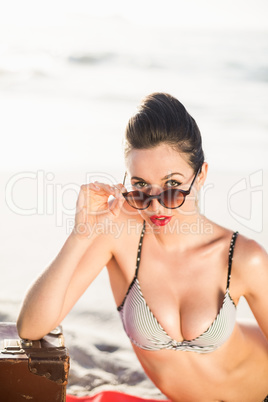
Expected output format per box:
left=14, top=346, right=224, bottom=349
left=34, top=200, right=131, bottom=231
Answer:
left=0, top=322, right=70, bottom=402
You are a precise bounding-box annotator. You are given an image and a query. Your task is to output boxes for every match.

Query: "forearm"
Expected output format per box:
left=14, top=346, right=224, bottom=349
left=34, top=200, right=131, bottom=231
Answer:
left=17, top=180, right=123, bottom=340
left=17, top=232, right=95, bottom=340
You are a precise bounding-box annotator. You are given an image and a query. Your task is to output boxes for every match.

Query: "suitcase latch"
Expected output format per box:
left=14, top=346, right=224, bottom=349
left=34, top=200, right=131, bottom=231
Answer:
left=1, top=339, right=25, bottom=354
left=1, top=339, right=42, bottom=354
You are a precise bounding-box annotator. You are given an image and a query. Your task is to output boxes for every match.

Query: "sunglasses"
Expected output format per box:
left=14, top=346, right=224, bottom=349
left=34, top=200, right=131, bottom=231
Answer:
left=122, top=168, right=200, bottom=210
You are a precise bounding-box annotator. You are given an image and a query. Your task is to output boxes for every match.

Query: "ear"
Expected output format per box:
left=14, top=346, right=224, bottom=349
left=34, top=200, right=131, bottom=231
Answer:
left=197, top=162, right=208, bottom=189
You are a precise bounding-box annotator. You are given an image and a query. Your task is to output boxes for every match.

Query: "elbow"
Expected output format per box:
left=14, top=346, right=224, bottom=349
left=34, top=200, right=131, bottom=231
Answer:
left=16, top=316, right=42, bottom=341
left=16, top=317, right=30, bottom=340
left=16, top=315, right=25, bottom=338
left=17, top=327, right=43, bottom=341
left=16, top=314, right=61, bottom=341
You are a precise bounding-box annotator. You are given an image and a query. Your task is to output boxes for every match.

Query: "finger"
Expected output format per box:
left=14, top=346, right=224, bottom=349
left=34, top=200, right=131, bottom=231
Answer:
left=109, top=193, right=125, bottom=217
left=112, top=185, right=121, bottom=199
left=76, top=186, right=86, bottom=211
left=116, top=183, right=127, bottom=193
left=113, top=183, right=127, bottom=196
left=93, top=182, right=117, bottom=196
left=77, top=184, right=100, bottom=214
left=89, top=183, right=100, bottom=191
left=82, top=183, right=100, bottom=192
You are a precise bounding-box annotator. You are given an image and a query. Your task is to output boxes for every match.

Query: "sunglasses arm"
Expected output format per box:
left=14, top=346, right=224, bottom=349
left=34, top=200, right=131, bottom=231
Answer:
left=123, top=171, right=127, bottom=186
left=189, top=168, right=201, bottom=192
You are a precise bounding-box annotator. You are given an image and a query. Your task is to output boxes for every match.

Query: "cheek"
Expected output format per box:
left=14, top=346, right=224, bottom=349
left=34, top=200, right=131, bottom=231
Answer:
left=175, top=194, right=198, bottom=216
left=138, top=210, right=150, bottom=221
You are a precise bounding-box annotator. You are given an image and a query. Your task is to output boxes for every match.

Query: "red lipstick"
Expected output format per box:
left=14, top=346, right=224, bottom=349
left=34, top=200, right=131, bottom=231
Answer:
left=150, top=215, right=172, bottom=226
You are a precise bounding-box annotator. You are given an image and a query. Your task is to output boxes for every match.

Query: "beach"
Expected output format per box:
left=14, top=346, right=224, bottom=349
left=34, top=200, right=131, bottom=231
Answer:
left=1, top=3, right=268, bottom=398
left=1, top=166, right=267, bottom=398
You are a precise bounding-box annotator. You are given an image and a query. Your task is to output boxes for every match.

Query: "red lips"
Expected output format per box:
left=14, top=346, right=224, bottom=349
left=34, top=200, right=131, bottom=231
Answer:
left=149, top=215, right=172, bottom=226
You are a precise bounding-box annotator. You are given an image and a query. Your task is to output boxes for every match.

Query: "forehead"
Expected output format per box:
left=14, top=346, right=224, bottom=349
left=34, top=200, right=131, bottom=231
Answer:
left=126, top=144, right=192, bottom=179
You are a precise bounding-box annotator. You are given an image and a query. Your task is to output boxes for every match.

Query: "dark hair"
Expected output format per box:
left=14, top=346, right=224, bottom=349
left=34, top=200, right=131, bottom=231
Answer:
left=124, top=92, right=204, bottom=172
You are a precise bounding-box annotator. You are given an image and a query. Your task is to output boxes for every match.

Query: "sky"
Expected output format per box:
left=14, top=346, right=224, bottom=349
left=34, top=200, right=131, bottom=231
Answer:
left=1, top=0, right=268, bottom=30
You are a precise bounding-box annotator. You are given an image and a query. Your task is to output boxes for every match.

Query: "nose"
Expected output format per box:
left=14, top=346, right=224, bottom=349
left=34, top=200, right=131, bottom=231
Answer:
left=148, top=196, right=162, bottom=212
left=148, top=185, right=163, bottom=212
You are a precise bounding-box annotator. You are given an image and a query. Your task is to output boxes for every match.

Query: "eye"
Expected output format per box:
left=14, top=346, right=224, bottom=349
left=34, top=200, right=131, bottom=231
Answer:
left=165, top=179, right=182, bottom=188
left=132, top=181, right=148, bottom=190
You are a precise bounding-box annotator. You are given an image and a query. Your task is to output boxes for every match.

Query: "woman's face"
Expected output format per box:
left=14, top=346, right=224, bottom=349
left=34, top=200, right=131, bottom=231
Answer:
left=125, top=144, right=206, bottom=229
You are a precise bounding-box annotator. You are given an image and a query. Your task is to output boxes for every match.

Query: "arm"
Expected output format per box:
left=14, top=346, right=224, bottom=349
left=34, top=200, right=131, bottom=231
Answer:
left=239, top=238, right=268, bottom=340
left=17, top=182, right=124, bottom=340
left=17, top=232, right=112, bottom=340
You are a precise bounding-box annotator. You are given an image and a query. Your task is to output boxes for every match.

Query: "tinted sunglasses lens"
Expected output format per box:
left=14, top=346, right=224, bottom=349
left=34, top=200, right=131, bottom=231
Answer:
left=125, top=191, right=150, bottom=209
left=162, top=189, right=185, bottom=208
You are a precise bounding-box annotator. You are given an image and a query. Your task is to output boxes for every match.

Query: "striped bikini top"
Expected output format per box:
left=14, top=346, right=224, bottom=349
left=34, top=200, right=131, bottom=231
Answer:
left=118, top=222, right=238, bottom=353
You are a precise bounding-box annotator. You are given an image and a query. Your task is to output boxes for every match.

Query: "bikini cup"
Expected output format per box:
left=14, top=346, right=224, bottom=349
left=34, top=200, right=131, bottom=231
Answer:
left=118, top=222, right=238, bottom=353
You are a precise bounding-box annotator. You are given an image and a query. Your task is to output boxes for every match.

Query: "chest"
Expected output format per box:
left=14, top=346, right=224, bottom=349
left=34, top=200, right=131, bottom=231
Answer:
left=110, top=227, right=238, bottom=343
left=132, top=240, right=230, bottom=342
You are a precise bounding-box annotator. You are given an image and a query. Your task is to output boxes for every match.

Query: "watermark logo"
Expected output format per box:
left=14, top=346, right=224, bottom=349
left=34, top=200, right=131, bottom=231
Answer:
left=5, top=170, right=81, bottom=227
left=227, top=170, right=263, bottom=232
left=5, top=169, right=264, bottom=235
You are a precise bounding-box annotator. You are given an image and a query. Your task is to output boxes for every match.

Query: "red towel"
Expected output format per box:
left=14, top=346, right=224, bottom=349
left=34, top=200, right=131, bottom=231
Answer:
left=66, top=391, right=170, bottom=402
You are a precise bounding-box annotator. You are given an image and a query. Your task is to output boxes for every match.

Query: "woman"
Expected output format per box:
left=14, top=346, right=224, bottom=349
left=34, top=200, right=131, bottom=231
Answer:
left=17, top=93, right=268, bottom=401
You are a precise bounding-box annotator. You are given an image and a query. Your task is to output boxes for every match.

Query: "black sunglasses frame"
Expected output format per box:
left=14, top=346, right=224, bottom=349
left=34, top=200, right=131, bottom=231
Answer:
left=122, top=168, right=201, bottom=210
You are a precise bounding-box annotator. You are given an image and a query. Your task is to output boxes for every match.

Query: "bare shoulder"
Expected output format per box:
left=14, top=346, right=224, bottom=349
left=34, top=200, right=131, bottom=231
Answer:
left=232, top=232, right=268, bottom=295
left=232, top=234, right=268, bottom=337
left=201, top=218, right=238, bottom=250
left=205, top=220, right=268, bottom=300
left=234, top=233, right=267, bottom=271
left=205, top=219, right=266, bottom=262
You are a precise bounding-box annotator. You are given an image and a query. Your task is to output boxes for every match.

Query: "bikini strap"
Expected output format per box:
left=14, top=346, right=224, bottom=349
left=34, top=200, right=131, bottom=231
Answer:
left=135, top=221, right=146, bottom=277
left=227, top=231, right=239, bottom=289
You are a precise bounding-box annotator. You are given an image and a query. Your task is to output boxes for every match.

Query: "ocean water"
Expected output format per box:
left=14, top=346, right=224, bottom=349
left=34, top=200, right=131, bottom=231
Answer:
left=0, top=15, right=267, bottom=173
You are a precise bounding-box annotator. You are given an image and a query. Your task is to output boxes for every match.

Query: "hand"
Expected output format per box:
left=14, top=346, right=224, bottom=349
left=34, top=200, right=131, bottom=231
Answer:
left=72, top=182, right=125, bottom=239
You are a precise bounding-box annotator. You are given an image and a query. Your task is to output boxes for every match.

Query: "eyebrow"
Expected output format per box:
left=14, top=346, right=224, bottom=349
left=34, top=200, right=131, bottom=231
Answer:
left=131, top=172, right=185, bottom=182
